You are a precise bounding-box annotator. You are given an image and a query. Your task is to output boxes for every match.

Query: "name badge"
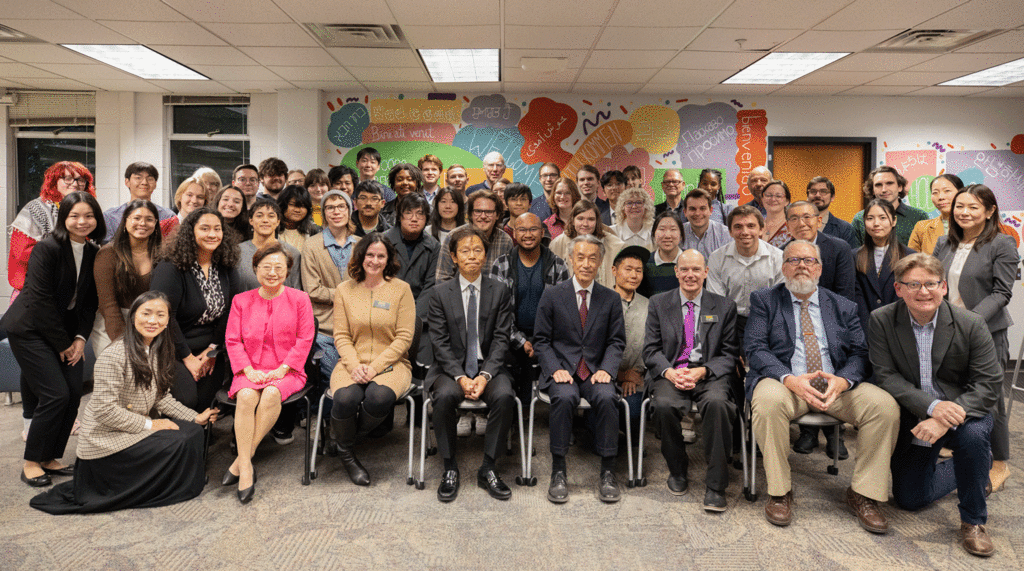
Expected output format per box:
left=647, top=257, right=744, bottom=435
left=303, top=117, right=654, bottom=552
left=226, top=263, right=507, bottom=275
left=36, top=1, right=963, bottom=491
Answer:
left=701, top=314, right=718, bottom=323
left=373, top=300, right=391, bottom=310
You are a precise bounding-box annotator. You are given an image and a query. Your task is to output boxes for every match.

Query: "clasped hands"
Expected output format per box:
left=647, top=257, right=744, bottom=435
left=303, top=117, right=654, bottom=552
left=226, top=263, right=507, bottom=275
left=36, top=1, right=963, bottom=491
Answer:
left=783, top=370, right=848, bottom=412
left=552, top=369, right=611, bottom=385
left=912, top=401, right=966, bottom=444
left=184, top=347, right=217, bottom=381
left=61, top=338, right=86, bottom=366
left=243, top=364, right=290, bottom=385
left=665, top=366, right=706, bottom=391
left=458, top=375, right=489, bottom=400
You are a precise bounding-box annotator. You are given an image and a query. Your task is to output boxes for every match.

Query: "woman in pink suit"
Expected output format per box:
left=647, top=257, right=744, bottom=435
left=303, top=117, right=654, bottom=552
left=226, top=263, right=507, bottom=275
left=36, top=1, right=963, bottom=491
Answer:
left=223, top=242, right=314, bottom=503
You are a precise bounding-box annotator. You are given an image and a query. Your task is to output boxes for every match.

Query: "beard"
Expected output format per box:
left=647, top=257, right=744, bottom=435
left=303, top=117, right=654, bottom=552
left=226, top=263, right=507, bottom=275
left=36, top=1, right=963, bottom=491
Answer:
left=784, top=275, right=818, bottom=296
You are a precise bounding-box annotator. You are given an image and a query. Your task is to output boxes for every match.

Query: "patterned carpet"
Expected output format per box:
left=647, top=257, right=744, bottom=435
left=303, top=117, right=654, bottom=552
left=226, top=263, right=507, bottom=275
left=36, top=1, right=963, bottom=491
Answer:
left=1, top=387, right=1021, bottom=571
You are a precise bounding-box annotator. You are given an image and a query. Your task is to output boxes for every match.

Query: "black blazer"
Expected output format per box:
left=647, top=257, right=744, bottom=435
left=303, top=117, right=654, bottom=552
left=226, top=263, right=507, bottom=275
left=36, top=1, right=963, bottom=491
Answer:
left=814, top=231, right=856, bottom=301
left=1, top=236, right=98, bottom=352
left=852, top=245, right=915, bottom=336
left=151, top=261, right=239, bottom=360
left=425, top=275, right=513, bottom=390
left=869, top=299, right=1001, bottom=420
left=934, top=233, right=1019, bottom=334
left=643, top=288, right=739, bottom=385
left=533, top=279, right=625, bottom=389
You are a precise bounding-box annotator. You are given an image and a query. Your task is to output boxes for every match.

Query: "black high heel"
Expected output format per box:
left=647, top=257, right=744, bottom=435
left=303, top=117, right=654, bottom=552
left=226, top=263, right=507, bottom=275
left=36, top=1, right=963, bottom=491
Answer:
left=236, top=470, right=257, bottom=504
left=222, top=467, right=239, bottom=486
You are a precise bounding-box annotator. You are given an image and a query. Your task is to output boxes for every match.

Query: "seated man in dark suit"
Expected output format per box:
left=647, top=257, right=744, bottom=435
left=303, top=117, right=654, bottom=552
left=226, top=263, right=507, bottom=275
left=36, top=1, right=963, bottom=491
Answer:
left=643, top=249, right=739, bottom=512
left=747, top=240, right=899, bottom=532
left=534, top=235, right=626, bottom=504
left=427, top=226, right=517, bottom=503
left=869, top=253, right=1002, bottom=557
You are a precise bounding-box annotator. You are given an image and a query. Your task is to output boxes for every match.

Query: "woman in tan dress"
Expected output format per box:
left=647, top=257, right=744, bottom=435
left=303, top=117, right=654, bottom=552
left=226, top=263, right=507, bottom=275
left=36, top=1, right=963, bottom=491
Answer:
left=329, top=232, right=415, bottom=486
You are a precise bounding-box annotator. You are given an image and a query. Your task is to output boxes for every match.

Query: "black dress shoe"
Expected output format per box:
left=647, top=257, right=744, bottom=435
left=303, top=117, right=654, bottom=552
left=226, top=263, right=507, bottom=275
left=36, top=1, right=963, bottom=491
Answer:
left=598, top=470, right=621, bottom=503
left=437, top=469, right=460, bottom=502
left=825, top=433, right=849, bottom=461
left=667, top=474, right=689, bottom=496
left=237, top=483, right=255, bottom=504
left=477, top=469, right=512, bottom=500
left=21, top=470, right=52, bottom=488
left=42, top=465, right=74, bottom=476
left=222, top=468, right=240, bottom=486
left=704, top=487, right=727, bottom=512
left=793, top=429, right=817, bottom=454
left=548, top=471, right=569, bottom=504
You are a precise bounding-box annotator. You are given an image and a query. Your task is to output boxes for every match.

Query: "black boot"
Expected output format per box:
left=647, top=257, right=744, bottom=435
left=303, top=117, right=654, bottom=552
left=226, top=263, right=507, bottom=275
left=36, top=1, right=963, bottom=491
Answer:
left=357, top=408, right=391, bottom=439
left=332, top=415, right=370, bottom=486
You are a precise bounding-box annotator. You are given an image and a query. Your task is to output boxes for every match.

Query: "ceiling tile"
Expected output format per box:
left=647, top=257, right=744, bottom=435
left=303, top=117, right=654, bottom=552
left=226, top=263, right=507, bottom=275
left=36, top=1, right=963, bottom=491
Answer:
left=712, top=0, right=852, bottom=29
left=147, top=80, right=236, bottom=94
left=666, top=50, right=763, bottom=70
left=609, top=0, right=725, bottom=27
left=0, top=44, right=96, bottom=64
left=704, top=84, right=783, bottom=95
left=779, top=30, right=901, bottom=53
left=585, top=50, right=678, bottom=69
left=238, top=47, right=337, bottom=67
left=285, top=81, right=348, bottom=90
left=906, top=53, right=1022, bottom=72
left=219, top=80, right=297, bottom=92
left=31, top=63, right=139, bottom=81
left=159, top=0, right=291, bottom=23
left=572, top=82, right=643, bottom=94
left=967, top=86, right=1024, bottom=97
left=918, top=0, right=1024, bottom=29
left=956, top=30, right=1024, bottom=53
left=816, top=0, right=962, bottom=31
left=360, top=81, right=436, bottom=91
left=771, top=85, right=849, bottom=96
left=504, top=0, right=614, bottom=26
left=149, top=46, right=257, bottom=66
left=505, top=26, right=600, bottom=50
left=648, top=68, right=733, bottom=84
left=273, top=0, right=396, bottom=23
left=0, top=62, right=60, bottom=78
left=39, top=77, right=131, bottom=90
left=0, top=79, right=30, bottom=88
left=792, top=70, right=891, bottom=86
left=207, top=23, right=320, bottom=47
left=866, top=71, right=963, bottom=86
left=0, top=1, right=80, bottom=19
left=348, top=67, right=428, bottom=82
left=99, top=22, right=227, bottom=46
left=686, top=28, right=803, bottom=52
left=268, top=66, right=356, bottom=81
left=502, top=82, right=572, bottom=93
left=81, top=78, right=167, bottom=92
left=52, top=0, right=187, bottom=21
left=906, top=85, right=997, bottom=96
left=840, top=85, right=927, bottom=96
left=327, top=48, right=422, bottom=68
left=502, top=67, right=578, bottom=83
left=576, top=68, right=657, bottom=83
left=402, top=25, right=500, bottom=49
left=191, top=65, right=284, bottom=81
left=2, top=19, right=134, bottom=44
left=637, top=83, right=714, bottom=95
left=825, top=52, right=939, bottom=72
left=595, top=27, right=701, bottom=50
left=386, top=0, right=499, bottom=26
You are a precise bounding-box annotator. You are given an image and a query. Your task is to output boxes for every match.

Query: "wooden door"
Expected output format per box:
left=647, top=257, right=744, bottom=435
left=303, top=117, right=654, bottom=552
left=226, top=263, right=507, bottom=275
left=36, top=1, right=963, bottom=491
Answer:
left=772, top=143, right=868, bottom=223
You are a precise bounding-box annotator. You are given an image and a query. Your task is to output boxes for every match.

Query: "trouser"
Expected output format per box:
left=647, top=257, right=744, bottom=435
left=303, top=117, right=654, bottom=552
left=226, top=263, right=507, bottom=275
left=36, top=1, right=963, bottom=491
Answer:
left=652, top=376, right=736, bottom=491
left=548, top=376, right=619, bottom=458
left=990, top=328, right=1009, bottom=461
left=171, top=355, right=225, bottom=411
left=10, top=332, right=83, bottom=463
left=432, top=374, right=515, bottom=462
left=314, top=333, right=340, bottom=417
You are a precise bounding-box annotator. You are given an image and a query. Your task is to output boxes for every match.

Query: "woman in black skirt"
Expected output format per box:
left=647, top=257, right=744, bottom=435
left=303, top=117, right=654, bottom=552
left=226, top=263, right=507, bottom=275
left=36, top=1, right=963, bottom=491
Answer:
left=30, top=291, right=219, bottom=514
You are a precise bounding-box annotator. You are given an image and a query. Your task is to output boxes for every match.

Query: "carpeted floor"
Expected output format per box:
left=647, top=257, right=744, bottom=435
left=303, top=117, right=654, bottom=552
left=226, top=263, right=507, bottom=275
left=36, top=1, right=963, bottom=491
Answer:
left=1, top=383, right=1021, bottom=571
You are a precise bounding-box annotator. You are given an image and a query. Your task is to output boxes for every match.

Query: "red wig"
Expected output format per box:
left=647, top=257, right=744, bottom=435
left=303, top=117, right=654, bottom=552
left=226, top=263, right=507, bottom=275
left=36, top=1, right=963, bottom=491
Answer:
left=40, top=161, right=96, bottom=203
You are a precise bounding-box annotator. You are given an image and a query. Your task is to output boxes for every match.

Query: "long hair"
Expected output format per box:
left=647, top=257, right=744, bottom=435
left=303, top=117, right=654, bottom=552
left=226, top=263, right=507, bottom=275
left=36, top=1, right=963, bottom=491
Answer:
left=51, top=191, right=105, bottom=244
left=112, top=199, right=162, bottom=307
left=347, top=232, right=400, bottom=282
left=855, top=198, right=907, bottom=275
left=212, top=185, right=251, bottom=240
left=548, top=177, right=581, bottom=214
left=163, top=207, right=240, bottom=270
left=276, top=184, right=319, bottom=236
left=948, top=184, right=1002, bottom=249
left=428, top=187, right=465, bottom=240
left=566, top=199, right=606, bottom=239
left=40, top=161, right=96, bottom=203
left=124, top=291, right=177, bottom=394
left=614, top=186, right=655, bottom=227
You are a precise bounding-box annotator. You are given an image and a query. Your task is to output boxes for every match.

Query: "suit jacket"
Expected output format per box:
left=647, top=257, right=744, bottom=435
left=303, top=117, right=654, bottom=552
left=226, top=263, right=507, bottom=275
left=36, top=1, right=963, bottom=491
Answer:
left=869, top=299, right=1001, bottom=420
left=0, top=236, right=98, bottom=352
left=643, top=288, right=739, bottom=385
left=853, top=245, right=915, bottom=336
left=533, top=279, right=626, bottom=389
left=384, top=227, right=439, bottom=299
left=301, top=232, right=347, bottom=337
left=814, top=231, right=856, bottom=301
left=744, top=283, right=868, bottom=401
left=425, top=275, right=513, bottom=390
left=934, top=233, right=1019, bottom=334
left=822, top=214, right=858, bottom=249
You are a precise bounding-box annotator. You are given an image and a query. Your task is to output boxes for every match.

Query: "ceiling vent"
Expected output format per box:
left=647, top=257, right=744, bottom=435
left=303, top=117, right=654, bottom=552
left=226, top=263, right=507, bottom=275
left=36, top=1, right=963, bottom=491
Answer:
left=0, top=24, right=44, bottom=43
left=868, top=29, right=1005, bottom=53
left=304, top=24, right=409, bottom=49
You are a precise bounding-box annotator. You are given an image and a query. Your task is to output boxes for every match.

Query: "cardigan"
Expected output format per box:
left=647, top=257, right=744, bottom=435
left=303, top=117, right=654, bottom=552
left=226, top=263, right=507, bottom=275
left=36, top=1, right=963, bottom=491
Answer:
left=93, top=244, right=152, bottom=342
left=333, top=277, right=415, bottom=375
left=301, top=232, right=349, bottom=336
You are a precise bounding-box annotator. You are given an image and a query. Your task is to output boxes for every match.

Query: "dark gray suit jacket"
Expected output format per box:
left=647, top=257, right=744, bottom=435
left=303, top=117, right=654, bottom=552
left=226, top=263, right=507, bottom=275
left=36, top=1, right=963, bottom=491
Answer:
left=425, top=275, right=513, bottom=390
left=814, top=231, right=856, bottom=301
left=642, top=288, right=739, bottom=385
left=934, top=233, right=1019, bottom=334
left=868, top=299, right=1001, bottom=420
left=533, top=279, right=625, bottom=389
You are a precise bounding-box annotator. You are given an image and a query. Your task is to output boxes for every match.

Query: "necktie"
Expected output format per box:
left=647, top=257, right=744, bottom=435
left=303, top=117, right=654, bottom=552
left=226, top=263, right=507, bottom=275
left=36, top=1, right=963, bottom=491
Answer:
left=576, top=290, right=590, bottom=380
left=465, top=284, right=479, bottom=378
left=800, top=299, right=828, bottom=393
left=674, top=301, right=696, bottom=368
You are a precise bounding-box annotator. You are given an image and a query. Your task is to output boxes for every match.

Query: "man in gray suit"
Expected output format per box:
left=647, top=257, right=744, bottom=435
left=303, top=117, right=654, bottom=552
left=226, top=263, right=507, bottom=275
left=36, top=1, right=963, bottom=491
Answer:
left=869, top=253, right=1002, bottom=557
left=643, top=249, right=739, bottom=512
left=427, top=226, right=517, bottom=503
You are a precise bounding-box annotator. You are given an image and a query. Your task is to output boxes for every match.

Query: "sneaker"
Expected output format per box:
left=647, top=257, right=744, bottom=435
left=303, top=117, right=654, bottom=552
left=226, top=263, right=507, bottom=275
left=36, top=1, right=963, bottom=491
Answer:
left=456, top=414, right=473, bottom=437
left=271, top=428, right=294, bottom=445
left=474, top=413, right=488, bottom=436
left=681, top=416, right=696, bottom=444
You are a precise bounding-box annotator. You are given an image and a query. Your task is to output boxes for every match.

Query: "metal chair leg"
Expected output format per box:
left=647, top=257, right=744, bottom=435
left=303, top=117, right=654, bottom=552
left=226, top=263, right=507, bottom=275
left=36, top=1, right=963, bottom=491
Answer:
left=1006, top=332, right=1024, bottom=417
left=417, top=396, right=429, bottom=489
left=406, top=393, right=417, bottom=486
left=621, top=399, right=635, bottom=488
left=301, top=395, right=311, bottom=485
left=310, top=392, right=327, bottom=479
left=524, top=392, right=538, bottom=485
left=636, top=397, right=650, bottom=487
left=514, top=397, right=528, bottom=485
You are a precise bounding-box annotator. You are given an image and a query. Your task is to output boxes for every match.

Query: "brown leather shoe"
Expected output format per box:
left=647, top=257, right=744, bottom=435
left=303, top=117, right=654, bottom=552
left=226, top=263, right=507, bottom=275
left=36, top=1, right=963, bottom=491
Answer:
left=764, top=491, right=792, bottom=526
left=846, top=487, right=888, bottom=534
left=960, top=522, right=995, bottom=557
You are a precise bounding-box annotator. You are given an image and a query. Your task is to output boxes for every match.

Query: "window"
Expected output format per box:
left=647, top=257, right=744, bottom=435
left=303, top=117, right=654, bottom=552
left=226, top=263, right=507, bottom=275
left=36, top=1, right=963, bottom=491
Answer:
left=15, top=126, right=96, bottom=214
left=167, top=104, right=249, bottom=194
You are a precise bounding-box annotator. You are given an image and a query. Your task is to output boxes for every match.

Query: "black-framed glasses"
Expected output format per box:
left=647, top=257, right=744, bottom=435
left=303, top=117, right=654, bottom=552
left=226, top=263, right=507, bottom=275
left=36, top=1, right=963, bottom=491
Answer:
left=899, top=280, right=943, bottom=292
left=784, top=257, right=821, bottom=267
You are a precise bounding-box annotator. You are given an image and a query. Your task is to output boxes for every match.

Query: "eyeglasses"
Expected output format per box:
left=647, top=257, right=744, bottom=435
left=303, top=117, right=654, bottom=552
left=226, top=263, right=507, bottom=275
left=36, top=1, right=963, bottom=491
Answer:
left=540, top=173, right=560, bottom=179
left=784, top=257, right=821, bottom=267
left=624, top=201, right=644, bottom=208
left=357, top=195, right=381, bottom=203
left=473, top=209, right=496, bottom=217
left=899, top=280, right=943, bottom=292
left=256, top=264, right=287, bottom=274
left=763, top=193, right=787, bottom=201
left=324, top=204, right=348, bottom=213
left=787, top=214, right=818, bottom=224
left=61, top=175, right=88, bottom=187
left=662, top=180, right=682, bottom=186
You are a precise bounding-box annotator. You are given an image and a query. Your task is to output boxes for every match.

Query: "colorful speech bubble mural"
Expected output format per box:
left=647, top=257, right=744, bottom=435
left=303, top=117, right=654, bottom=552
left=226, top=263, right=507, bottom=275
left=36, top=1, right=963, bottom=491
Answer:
left=518, top=97, right=577, bottom=166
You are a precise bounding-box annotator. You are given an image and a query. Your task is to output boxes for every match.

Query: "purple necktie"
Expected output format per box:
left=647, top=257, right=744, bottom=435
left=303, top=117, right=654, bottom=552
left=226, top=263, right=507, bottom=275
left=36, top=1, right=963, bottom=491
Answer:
left=675, top=301, right=695, bottom=368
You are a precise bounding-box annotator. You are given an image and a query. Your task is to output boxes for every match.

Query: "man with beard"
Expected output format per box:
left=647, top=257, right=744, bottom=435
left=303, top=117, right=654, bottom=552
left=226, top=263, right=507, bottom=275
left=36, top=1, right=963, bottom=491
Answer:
left=746, top=240, right=899, bottom=533
left=257, top=157, right=288, bottom=200
left=530, top=163, right=561, bottom=220
left=435, top=189, right=514, bottom=282
left=807, top=176, right=857, bottom=249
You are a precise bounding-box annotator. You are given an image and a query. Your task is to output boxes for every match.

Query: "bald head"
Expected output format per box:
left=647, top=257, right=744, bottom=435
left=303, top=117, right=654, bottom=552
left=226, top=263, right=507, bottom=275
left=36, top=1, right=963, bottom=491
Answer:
left=747, top=166, right=772, bottom=201
left=483, top=152, right=507, bottom=184
left=675, top=248, right=709, bottom=298
left=514, top=212, right=544, bottom=251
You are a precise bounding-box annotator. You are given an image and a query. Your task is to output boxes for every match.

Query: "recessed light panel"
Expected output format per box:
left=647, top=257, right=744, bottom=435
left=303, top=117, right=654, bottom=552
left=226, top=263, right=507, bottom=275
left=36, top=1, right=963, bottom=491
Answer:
left=723, top=52, right=850, bottom=85
left=941, top=57, right=1024, bottom=86
left=61, top=45, right=208, bottom=80
left=419, top=49, right=499, bottom=82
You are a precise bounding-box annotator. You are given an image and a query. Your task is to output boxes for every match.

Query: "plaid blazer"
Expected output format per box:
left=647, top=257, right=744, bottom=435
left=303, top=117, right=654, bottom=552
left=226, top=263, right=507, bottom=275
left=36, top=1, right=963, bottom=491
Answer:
left=75, top=342, right=197, bottom=460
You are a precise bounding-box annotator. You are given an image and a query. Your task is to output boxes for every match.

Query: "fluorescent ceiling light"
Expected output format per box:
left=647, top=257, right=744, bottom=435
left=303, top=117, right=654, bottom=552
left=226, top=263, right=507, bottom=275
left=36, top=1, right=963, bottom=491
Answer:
left=941, top=57, right=1024, bottom=86
left=419, top=49, right=499, bottom=82
left=723, top=52, right=850, bottom=84
left=61, top=44, right=207, bottom=80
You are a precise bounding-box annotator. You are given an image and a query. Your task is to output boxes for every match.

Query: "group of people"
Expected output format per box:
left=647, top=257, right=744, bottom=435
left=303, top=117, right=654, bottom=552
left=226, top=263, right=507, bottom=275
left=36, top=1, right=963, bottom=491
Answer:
left=4, top=151, right=1017, bottom=557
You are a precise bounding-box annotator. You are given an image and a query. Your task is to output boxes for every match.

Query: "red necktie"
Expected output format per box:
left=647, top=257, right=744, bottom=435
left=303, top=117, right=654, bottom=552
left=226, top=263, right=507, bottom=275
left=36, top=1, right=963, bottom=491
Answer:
left=576, top=290, right=590, bottom=380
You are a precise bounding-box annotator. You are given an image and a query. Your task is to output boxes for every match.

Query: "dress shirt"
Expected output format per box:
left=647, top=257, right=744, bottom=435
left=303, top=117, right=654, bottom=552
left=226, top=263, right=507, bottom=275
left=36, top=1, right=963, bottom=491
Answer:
left=323, top=229, right=357, bottom=274
left=787, top=289, right=836, bottom=382
left=653, top=249, right=681, bottom=266
left=459, top=273, right=483, bottom=358
left=572, top=276, right=593, bottom=313
left=423, top=187, right=437, bottom=208
left=873, top=247, right=886, bottom=274
left=706, top=240, right=784, bottom=317
left=909, top=307, right=944, bottom=413
left=682, top=220, right=731, bottom=261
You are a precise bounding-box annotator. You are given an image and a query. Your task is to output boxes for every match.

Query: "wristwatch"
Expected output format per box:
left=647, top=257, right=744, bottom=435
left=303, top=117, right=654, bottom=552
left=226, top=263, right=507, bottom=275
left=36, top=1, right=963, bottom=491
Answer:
left=480, top=371, right=492, bottom=382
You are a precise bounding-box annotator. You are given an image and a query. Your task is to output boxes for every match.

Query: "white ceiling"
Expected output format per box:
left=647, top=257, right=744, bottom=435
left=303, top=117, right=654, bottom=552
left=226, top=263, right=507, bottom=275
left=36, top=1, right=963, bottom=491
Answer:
left=0, top=0, right=1022, bottom=97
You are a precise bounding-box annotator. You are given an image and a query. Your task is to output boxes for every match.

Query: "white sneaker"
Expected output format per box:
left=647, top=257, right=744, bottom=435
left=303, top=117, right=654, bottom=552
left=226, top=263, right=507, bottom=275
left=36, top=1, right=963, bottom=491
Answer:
left=474, top=413, right=487, bottom=436
left=456, top=414, right=473, bottom=437
left=681, top=416, right=697, bottom=444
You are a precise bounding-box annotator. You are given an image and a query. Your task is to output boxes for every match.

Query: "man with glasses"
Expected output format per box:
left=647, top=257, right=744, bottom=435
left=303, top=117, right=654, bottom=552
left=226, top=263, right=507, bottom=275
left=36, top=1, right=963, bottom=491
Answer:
left=435, top=189, right=513, bottom=282
left=654, top=169, right=685, bottom=219
left=807, top=176, right=857, bottom=249
left=103, top=162, right=177, bottom=243
left=352, top=180, right=390, bottom=237
left=747, top=240, right=899, bottom=533
left=466, top=152, right=507, bottom=196
left=233, top=164, right=261, bottom=206
left=868, top=253, right=1002, bottom=557
left=384, top=193, right=438, bottom=300
left=530, top=162, right=561, bottom=220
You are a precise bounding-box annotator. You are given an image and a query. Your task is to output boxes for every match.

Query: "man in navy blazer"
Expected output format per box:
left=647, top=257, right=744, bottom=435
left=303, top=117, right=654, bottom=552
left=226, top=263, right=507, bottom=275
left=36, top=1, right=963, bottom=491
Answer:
left=746, top=240, right=899, bottom=533
left=427, top=226, right=517, bottom=503
left=807, top=176, right=857, bottom=249
left=534, top=234, right=626, bottom=504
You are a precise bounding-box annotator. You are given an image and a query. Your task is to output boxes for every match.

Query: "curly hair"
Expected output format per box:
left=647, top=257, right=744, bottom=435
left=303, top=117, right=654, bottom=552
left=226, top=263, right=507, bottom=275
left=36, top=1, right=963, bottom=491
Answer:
left=40, top=161, right=95, bottom=203
left=162, top=207, right=240, bottom=270
left=347, top=232, right=400, bottom=282
left=614, top=186, right=655, bottom=227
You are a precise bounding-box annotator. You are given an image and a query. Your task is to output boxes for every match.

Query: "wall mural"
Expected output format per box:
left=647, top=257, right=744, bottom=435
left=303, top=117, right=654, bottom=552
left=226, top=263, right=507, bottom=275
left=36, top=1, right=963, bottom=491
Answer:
left=324, top=92, right=1023, bottom=245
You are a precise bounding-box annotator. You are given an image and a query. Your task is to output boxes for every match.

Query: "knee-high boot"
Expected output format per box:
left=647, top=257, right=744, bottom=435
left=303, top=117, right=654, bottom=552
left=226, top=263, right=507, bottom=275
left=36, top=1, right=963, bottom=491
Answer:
left=331, top=415, right=370, bottom=486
